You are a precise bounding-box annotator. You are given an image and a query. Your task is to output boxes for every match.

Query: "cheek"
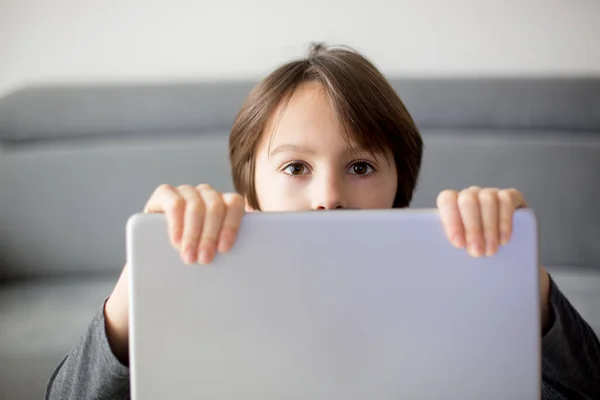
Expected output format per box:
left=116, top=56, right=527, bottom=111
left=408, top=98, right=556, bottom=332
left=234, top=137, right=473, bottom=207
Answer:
left=349, top=174, right=397, bottom=209
left=254, top=169, right=309, bottom=211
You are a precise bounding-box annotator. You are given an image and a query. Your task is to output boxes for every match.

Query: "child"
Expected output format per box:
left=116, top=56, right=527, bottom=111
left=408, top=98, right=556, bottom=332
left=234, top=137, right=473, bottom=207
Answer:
left=46, top=44, right=600, bottom=400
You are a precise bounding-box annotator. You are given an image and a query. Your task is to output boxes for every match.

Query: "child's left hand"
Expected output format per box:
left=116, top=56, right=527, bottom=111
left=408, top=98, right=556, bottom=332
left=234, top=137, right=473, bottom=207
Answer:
left=436, top=186, right=552, bottom=331
left=435, top=186, right=526, bottom=257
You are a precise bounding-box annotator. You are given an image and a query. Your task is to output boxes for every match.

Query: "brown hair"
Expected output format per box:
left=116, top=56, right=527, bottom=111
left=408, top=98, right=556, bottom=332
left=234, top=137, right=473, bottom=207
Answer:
left=229, top=43, right=423, bottom=209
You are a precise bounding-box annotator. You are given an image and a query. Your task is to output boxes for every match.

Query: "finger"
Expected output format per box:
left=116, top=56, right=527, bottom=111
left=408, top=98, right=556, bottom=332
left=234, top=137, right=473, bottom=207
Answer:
left=144, top=184, right=186, bottom=249
left=197, top=185, right=226, bottom=264
left=498, top=189, right=527, bottom=245
left=478, top=188, right=500, bottom=256
left=436, top=190, right=465, bottom=248
left=218, top=193, right=246, bottom=253
left=177, top=185, right=205, bottom=265
left=457, top=190, right=484, bottom=257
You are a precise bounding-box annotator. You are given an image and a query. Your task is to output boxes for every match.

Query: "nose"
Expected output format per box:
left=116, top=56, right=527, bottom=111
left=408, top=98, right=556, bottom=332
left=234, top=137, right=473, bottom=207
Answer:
left=312, top=173, right=347, bottom=210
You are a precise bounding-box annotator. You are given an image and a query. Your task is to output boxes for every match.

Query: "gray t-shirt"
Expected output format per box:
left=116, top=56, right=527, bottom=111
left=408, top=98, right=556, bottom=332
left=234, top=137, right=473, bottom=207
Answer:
left=46, top=275, right=600, bottom=400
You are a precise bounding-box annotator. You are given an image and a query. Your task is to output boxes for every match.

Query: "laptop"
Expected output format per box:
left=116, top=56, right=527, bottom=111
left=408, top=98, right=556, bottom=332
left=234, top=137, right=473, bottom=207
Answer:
left=127, top=208, right=540, bottom=400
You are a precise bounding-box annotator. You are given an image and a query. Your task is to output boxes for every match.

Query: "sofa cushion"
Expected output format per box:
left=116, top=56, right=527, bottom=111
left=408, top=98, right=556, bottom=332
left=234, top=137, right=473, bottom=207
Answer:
left=0, top=274, right=116, bottom=399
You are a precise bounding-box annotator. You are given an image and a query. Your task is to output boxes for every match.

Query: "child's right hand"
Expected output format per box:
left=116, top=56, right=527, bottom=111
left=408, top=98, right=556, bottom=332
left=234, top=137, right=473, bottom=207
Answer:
left=144, top=184, right=246, bottom=264
left=104, top=184, right=246, bottom=364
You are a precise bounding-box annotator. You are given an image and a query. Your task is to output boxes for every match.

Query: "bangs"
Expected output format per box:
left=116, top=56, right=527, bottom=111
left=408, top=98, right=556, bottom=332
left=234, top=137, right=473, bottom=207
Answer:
left=265, top=78, right=393, bottom=162
left=329, top=93, right=394, bottom=161
left=314, top=63, right=399, bottom=162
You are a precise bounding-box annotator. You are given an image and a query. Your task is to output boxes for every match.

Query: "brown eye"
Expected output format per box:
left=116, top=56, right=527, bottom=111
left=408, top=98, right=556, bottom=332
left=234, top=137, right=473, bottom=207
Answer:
left=283, top=163, right=308, bottom=176
left=351, top=162, right=373, bottom=176
left=290, top=164, right=304, bottom=175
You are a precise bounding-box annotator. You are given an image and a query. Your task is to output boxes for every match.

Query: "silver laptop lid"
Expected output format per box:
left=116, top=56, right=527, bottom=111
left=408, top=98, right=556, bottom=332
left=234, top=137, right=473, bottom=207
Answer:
left=128, top=209, right=540, bottom=400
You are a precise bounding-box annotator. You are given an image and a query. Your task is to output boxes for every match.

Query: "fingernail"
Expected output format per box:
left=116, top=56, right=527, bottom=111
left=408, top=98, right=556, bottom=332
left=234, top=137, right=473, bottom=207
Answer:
left=171, top=228, right=182, bottom=248
left=183, top=244, right=195, bottom=265
left=469, top=241, right=482, bottom=257
left=217, top=240, right=230, bottom=253
left=198, top=248, right=214, bottom=264
left=500, top=231, right=509, bottom=245
left=452, top=234, right=465, bottom=248
left=486, top=241, right=496, bottom=257
left=218, top=232, right=233, bottom=253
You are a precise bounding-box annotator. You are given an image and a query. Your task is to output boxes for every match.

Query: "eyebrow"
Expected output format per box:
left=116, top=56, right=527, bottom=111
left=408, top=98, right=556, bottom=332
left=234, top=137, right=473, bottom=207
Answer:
left=268, top=142, right=385, bottom=162
left=269, top=144, right=317, bottom=157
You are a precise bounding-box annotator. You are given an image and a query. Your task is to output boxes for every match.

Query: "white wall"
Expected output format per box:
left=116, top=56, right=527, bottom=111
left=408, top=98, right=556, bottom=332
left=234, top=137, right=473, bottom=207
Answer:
left=1, top=0, right=599, bottom=96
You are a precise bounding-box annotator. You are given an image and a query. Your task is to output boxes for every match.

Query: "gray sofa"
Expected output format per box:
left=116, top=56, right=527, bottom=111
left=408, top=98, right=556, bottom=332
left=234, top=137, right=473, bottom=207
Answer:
left=0, top=78, right=599, bottom=399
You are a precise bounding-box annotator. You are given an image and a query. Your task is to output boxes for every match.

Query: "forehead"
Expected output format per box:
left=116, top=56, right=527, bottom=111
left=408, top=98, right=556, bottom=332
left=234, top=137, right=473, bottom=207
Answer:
left=260, top=81, right=393, bottom=162
left=267, top=82, right=340, bottom=142
left=261, top=81, right=375, bottom=157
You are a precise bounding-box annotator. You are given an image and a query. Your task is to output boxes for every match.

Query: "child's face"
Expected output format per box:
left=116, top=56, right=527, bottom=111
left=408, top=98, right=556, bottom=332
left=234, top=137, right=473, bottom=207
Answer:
left=250, top=82, right=398, bottom=212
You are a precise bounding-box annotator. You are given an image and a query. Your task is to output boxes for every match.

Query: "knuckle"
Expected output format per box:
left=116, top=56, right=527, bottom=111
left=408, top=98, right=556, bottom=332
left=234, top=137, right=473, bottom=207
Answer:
left=484, top=225, right=498, bottom=237
left=499, top=188, right=518, bottom=201
left=157, top=183, right=173, bottom=193
left=509, top=188, right=523, bottom=203
left=457, top=191, right=477, bottom=208
left=478, top=189, right=498, bottom=204
left=205, top=197, right=226, bottom=215
left=196, top=183, right=213, bottom=192
left=186, top=198, right=205, bottom=214
left=499, top=216, right=513, bottom=227
left=183, top=231, right=200, bottom=244
left=224, top=192, right=245, bottom=208
left=465, top=228, right=481, bottom=240
left=199, top=235, right=218, bottom=248
left=436, top=190, right=457, bottom=207
left=168, top=196, right=186, bottom=212
left=497, top=190, right=510, bottom=201
left=221, top=225, right=239, bottom=237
